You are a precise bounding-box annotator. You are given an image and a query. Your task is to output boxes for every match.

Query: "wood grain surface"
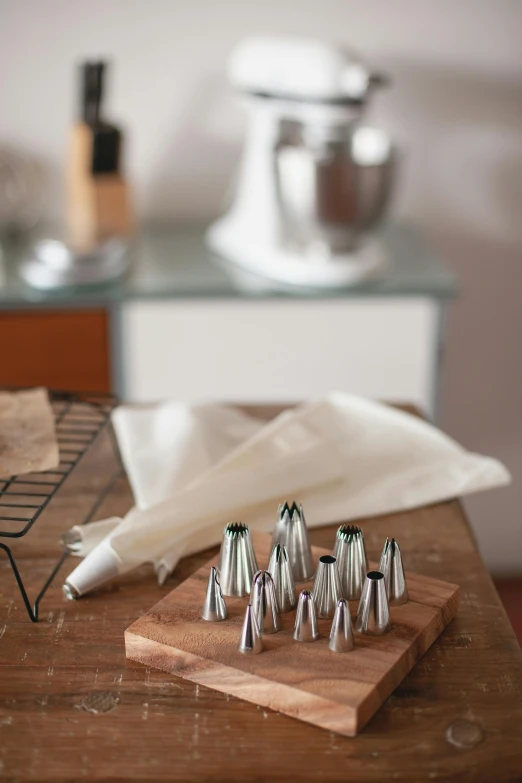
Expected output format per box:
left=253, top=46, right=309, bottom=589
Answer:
left=0, top=310, right=110, bottom=392
left=125, top=532, right=460, bottom=737
left=0, top=405, right=521, bottom=782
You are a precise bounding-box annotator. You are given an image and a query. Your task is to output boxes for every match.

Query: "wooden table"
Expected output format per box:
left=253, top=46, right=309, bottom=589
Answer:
left=1, top=406, right=521, bottom=782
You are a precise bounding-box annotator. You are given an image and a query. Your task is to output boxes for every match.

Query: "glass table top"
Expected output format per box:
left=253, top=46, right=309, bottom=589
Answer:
left=0, top=223, right=458, bottom=306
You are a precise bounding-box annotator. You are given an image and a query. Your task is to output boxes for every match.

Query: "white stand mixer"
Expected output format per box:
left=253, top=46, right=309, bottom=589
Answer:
left=207, top=36, right=394, bottom=288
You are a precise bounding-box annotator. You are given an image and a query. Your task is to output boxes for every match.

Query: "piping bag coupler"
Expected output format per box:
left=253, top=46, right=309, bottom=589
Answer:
left=61, top=517, right=122, bottom=557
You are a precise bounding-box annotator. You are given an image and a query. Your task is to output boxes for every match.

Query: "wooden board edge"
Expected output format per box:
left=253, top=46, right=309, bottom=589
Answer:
left=439, top=583, right=460, bottom=626
left=355, top=583, right=461, bottom=733
left=125, top=629, right=359, bottom=737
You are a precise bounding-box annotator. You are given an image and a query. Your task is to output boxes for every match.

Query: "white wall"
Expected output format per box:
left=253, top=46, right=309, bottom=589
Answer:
left=0, top=0, right=521, bottom=573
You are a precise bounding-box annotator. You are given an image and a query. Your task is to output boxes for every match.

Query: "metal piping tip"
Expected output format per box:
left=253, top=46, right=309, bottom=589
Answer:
left=333, top=524, right=368, bottom=600
left=238, top=604, right=263, bottom=654
left=312, top=554, right=344, bottom=619
left=251, top=570, right=281, bottom=634
left=268, top=544, right=296, bottom=613
left=62, top=582, right=80, bottom=601
left=201, top=566, right=228, bottom=621
left=293, top=590, right=319, bottom=642
left=355, top=570, right=391, bottom=635
left=61, top=526, right=83, bottom=555
left=379, top=537, right=409, bottom=606
left=329, top=599, right=354, bottom=653
left=218, top=522, right=259, bottom=597
left=272, top=501, right=315, bottom=582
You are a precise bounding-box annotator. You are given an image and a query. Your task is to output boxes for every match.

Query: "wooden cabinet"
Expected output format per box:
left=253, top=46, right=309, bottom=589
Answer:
left=0, top=309, right=110, bottom=391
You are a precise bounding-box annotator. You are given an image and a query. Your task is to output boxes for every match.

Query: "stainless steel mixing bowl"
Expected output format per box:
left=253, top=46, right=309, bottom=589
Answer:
left=275, top=123, right=394, bottom=255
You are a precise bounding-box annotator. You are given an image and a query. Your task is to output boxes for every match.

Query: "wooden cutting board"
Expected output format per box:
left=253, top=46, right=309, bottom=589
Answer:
left=125, top=532, right=459, bottom=737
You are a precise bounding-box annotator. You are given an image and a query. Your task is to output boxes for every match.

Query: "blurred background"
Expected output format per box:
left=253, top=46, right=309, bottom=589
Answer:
left=0, top=0, right=520, bottom=623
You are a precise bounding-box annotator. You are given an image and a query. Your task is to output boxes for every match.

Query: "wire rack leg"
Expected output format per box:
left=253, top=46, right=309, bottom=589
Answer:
left=0, top=542, right=66, bottom=623
left=0, top=393, right=123, bottom=622
left=0, top=465, right=123, bottom=622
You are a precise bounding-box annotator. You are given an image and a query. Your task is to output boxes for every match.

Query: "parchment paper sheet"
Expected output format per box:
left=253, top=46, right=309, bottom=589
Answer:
left=0, top=388, right=59, bottom=479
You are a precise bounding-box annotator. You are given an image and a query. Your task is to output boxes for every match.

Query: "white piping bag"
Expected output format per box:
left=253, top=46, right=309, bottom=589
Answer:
left=64, top=393, right=510, bottom=597
left=65, top=399, right=345, bottom=596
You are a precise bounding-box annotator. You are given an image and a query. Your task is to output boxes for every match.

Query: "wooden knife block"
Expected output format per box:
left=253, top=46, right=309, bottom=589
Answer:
left=67, top=122, right=133, bottom=252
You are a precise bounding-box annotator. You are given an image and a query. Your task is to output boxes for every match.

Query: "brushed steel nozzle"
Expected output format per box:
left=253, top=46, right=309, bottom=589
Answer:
left=293, top=590, right=319, bottom=642
left=251, top=570, right=281, bottom=634
left=379, top=537, right=409, bottom=606
left=62, top=583, right=80, bottom=601
left=61, top=525, right=83, bottom=555
left=312, top=554, right=344, bottom=619
left=329, top=599, right=354, bottom=653
left=268, top=544, right=297, bottom=613
left=201, top=566, right=227, bottom=621
left=333, top=524, right=368, bottom=600
left=355, top=570, right=391, bottom=635
left=218, top=522, right=258, bottom=597
left=238, top=603, right=263, bottom=654
left=272, top=501, right=315, bottom=582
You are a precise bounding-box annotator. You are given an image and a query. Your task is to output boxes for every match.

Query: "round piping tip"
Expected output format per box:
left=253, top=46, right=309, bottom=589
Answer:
left=355, top=570, right=391, bottom=635
left=329, top=598, right=354, bottom=653
left=312, top=554, right=343, bottom=619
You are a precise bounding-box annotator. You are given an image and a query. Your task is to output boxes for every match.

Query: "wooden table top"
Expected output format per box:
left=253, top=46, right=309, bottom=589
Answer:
left=1, top=405, right=521, bottom=782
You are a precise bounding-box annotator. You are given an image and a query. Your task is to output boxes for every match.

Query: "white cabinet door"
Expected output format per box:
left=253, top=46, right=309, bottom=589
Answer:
left=120, top=298, right=438, bottom=413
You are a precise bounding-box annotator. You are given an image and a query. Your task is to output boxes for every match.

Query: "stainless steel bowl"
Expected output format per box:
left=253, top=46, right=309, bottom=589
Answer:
left=275, top=124, right=394, bottom=255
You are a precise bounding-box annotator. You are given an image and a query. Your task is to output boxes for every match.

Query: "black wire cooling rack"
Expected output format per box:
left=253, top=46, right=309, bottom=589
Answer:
left=0, top=390, right=122, bottom=622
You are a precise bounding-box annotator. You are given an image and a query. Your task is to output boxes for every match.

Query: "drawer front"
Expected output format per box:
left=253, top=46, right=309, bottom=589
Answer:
left=121, top=299, right=438, bottom=412
left=0, top=309, right=110, bottom=392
